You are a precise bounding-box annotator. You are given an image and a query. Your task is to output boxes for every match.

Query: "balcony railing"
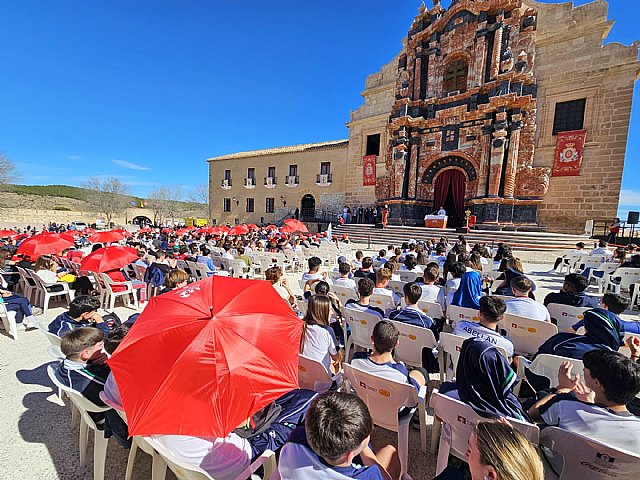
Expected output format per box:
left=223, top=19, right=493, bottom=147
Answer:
left=316, top=173, right=332, bottom=186
left=221, top=179, right=232, bottom=189
left=285, top=175, right=299, bottom=187
left=264, top=176, right=277, bottom=188
left=244, top=177, right=256, bottom=189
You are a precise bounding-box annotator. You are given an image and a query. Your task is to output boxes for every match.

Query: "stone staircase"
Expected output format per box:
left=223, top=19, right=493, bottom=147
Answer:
left=333, top=224, right=591, bottom=251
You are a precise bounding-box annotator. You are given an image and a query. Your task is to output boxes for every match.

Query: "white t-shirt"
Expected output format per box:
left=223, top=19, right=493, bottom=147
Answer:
left=151, top=433, right=252, bottom=480
left=301, top=272, right=323, bottom=284
left=453, top=321, right=514, bottom=358
left=540, top=395, right=640, bottom=454
left=504, top=297, right=550, bottom=322
left=419, top=284, right=445, bottom=310
left=445, top=277, right=461, bottom=296
left=301, top=324, right=338, bottom=372
left=36, top=269, right=59, bottom=285
left=372, top=287, right=400, bottom=306
left=333, top=276, right=357, bottom=291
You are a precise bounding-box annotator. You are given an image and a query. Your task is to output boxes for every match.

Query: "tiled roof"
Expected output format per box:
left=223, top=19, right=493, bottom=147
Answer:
left=207, top=139, right=349, bottom=162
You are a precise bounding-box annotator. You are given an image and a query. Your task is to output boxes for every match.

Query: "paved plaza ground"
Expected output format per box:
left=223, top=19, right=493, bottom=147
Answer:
left=1, top=245, right=638, bottom=479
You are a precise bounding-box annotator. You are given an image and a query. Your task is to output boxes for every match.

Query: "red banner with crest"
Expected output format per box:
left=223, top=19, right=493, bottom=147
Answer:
left=362, top=155, right=376, bottom=186
left=553, top=129, right=587, bottom=177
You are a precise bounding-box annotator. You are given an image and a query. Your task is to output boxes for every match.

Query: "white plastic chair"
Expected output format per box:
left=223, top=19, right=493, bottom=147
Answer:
left=297, top=354, right=342, bottom=393
left=514, top=354, right=584, bottom=396
left=446, top=304, right=480, bottom=330
left=47, top=365, right=111, bottom=480
left=369, top=292, right=397, bottom=315
left=231, top=259, right=253, bottom=279
left=631, top=282, right=640, bottom=310
left=605, top=268, right=640, bottom=294
left=540, top=426, right=640, bottom=480
left=343, top=363, right=427, bottom=479
left=416, top=299, right=444, bottom=319
left=557, top=252, right=585, bottom=274
left=389, top=320, right=437, bottom=369
left=438, top=332, right=508, bottom=382
left=15, top=266, right=37, bottom=302
left=576, top=255, right=609, bottom=274
left=36, top=320, right=62, bottom=346
left=0, top=302, right=19, bottom=340
left=99, top=273, right=139, bottom=311
left=498, top=313, right=558, bottom=357
left=388, top=280, right=406, bottom=296
left=331, top=285, right=358, bottom=304
left=341, top=307, right=382, bottom=362
left=327, top=271, right=342, bottom=283
left=588, top=262, right=620, bottom=293
left=547, top=304, right=590, bottom=332
left=30, top=271, right=73, bottom=314
left=429, top=390, right=539, bottom=471
left=398, top=271, right=418, bottom=283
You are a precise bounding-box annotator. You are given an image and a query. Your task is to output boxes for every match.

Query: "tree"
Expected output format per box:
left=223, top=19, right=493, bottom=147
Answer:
left=0, top=154, right=19, bottom=184
left=164, top=185, right=184, bottom=225
left=82, top=177, right=130, bottom=226
left=147, top=185, right=184, bottom=226
left=189, top=183, right=210, bottom=218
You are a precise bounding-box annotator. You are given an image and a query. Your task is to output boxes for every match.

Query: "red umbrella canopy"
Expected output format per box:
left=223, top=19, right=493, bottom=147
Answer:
left=282, top=219, right=308, bottom=233
left=108, top=276, right=302, bottom=437
left=175, top=228, right=189, bottom=236
left=88, top=230, right=126, bottom=244
left=80, top=246, right=139, bottom=273
left=228, top=225, right=249, bottom=236
left=161, top=227, right=174, bottom=234
left=265, top=225, right=279, bottom=232
left=138, top=228, right=152, bottom=234
left=113, top=229, right=132, bottom=237
left=246, top=224, right=258, bottom=231
left=280, top=225, right=295, bottom=234
left=0, top=229, right=17, bottom=238
left=16, top=233, right=74, bottom=258
left=59, top=231, right=78, bottom=242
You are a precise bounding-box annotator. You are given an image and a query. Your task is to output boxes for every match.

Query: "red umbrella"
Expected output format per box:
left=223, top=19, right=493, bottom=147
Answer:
left=175, top=228, right=189, bottom=236
left=280, top=225, right=295, bottom=234
left=16, top=233, right=74, bottom=258
left=59, top=231, right=78, bottom=242
left=80, top=246, right=139, bottom=273
left=161, top=227, right=173, bottom=233
left=88, top=230, right=126, bottom=244
left=228, top=225, right=249, bottom=236
left=82, top=228, right=96, bottom=234
left=282, top=219, right=308, bottom=233
left=108, top=276, right=301, bottom=437
left=265, top=225, right=279, bottom=231
left=138, top=228, right=152, bottom=234
left=246, top=224, right=258, bottom=231
left=0, top=229, right=17, bottom=238
left=113, top=229, right=132, bottom=237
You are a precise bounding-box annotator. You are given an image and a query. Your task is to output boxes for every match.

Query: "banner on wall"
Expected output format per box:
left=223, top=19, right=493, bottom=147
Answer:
left=552, top=129, right=587, bottom=177
left=362, top=155, right=377, bottom=186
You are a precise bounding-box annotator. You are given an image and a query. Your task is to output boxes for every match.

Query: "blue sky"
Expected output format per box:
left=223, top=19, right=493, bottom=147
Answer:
left=0, top=0, right=638, bottom=215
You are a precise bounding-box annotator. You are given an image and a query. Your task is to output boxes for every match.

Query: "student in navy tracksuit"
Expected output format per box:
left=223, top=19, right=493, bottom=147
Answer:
left=48, top=295, right=108, bottom=337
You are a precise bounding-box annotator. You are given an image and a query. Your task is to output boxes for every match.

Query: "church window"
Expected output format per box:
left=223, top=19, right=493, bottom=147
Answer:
left=553, top=99, right=586, bottom=135
left=443, top=59, right=468, bottom=95
left=366, top=134, right=381, bottom=156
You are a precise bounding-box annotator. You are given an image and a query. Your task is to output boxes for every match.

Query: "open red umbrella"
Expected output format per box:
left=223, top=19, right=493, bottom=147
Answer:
left=228, top=225, right=249, bottom=236
left=108, top=276, right=301, bottom=437
left=0, top=229, right=17, bottom=238
left=175, top=228, right=189, bottom=236
left=280, top=225, right=295, bottom=234
left=113, top=229, right=132, bottom=237
left=246, top=224, right=258, bottom=231
left=282, top=219, right=308, bottom=233
left=265, top=224, right=279, bottom=231
left=80, top=246, right=139, bottom=273
left=16, top=233, right=74, bottom=258
left=138, top=228, right=152, bottom=234
left=59, top=231, right=78, bottom=242
left=161, top=227, right=173, bottom=234
left=88, top=230, right=126, bottom=244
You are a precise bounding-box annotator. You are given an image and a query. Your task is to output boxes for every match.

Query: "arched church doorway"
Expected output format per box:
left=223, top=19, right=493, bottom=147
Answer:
left=300, top=194, right=315, bottom=220
left=434, top=169, right=466, bottom=227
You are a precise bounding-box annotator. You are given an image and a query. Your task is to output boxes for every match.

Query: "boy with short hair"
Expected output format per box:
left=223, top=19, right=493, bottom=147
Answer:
left=389, top=282, right=433, bottom=329
left=48, top=295, right=107, bottom=336
left=354, top=257, right=375, bottom=281
left=345, top=278, right=384, bottom=319
left=302, top=257, right=325, bottom=285
left=373, top=268, right=400, bottom=307
left=543, top=273, right=600, bottom=309
left=418, top=265, right=445, bottom=311
left=503, top=276, right=550, bottom=322
left=278, top=391, right=400, bottom=480
left=334, top=262, right=358, bottom=292
left=570, top=293, right=638, bottom=333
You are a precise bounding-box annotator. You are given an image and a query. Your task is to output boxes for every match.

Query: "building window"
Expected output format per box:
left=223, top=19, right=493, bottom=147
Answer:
left=320, top=162, right=331, bottom=175
left=366, top=134, right=381, bottom=156
left=553, top=99, right=586, bottom=135
left=289, top=164, right=298, bottom=177
left=247, top=168, right=255, bottom=179
left=443, top=59, right=468, bottom=95
left=223, top=198, right=231, bottom=212
left=266, top=198, right=274, bottom=213
left=267, top=166, right=276, bottom=178
left=246, top=198, right=254, bottom=213
left=224, top=169, right=232, bottom=180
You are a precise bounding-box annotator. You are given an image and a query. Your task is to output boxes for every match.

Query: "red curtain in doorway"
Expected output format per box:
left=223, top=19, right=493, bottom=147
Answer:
left=434, top=169, right=465, bottom=218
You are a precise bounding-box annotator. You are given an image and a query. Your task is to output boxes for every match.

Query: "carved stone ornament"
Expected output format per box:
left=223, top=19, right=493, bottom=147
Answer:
left=515, top=166, right=551, bottom=198
left=501, top=48, right=514, bottom=73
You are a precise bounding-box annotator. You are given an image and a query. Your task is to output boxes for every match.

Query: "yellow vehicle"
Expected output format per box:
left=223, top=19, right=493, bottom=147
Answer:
left=185, top=217, right=208, bottom=227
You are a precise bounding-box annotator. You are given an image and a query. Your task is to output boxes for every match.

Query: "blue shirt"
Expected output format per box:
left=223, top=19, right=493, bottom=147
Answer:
left=388, top=306, right=433, bottom=329
left=48, top=312, right=110, bottom=337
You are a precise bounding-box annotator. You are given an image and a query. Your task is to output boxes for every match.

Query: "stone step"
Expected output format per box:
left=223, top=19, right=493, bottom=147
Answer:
left=333, top=224, right=591, bottom=251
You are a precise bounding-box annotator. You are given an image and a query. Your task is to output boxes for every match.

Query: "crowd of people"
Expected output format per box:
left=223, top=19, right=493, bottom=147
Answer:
left=2, top=224, right=640, bottom=479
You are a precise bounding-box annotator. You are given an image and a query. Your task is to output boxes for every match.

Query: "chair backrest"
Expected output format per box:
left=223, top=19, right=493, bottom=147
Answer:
left=387, top=280, right=405, bottom=296
left=499, top=314, right=558, bottom=356
left=389, top=320, right=437, bottom=368
left=398, top=271, right=418, bottom=283
left=36, top=320, right=62, bottom=346
left=446, top=305, right=480, bottom=329
left=416, top=299, right=444, bottom=319
left=16, top=266, right=36, bottom=287
left=343, top=363, right=418, bottom=433
left=581, top=255, right=608, bottom=270
left=439, top=332, right=508, bottom=381
left=547, top=304, right=590, bottom=332
left=331, top=285, right=358, bottom=303
left=527, top=354, right=584, bottom=389
left=298, top=354, right=335, bottom=393
left=612, top=268, right=640, bottom=290
left=327, top=271, right=342, bottom=283
left=430, top=390, right=539, bottom=462
left=47, top=344, right=65, bottom=360
left=620, top=332, right=640, bottom=359
left=540, top=427, right=640, bottom=480
left=142, top=436, right=215, bottom=480
left=341, top=307, right=382, bottom=351
left=369, top=293, right=396, bottom=313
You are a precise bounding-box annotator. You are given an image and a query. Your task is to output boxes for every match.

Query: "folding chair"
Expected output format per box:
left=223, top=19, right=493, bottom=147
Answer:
left=343, top=363, right=427, bottom=479
left=547, top=303, right=590, bottom=332
left=429, top=390, right=539, bottom=470
left=47, top=365, right=112, bottom=480
left=297, top=354, right=342, bottom=393
left=540, top=426, right=640, bottom=480
left=389, top=320, right=437, bottom=369
left=498, top=313, right=558, bottom=357
left=341, top=307, right=382, bottom=362
left=514, top=354, right=584, bottom=396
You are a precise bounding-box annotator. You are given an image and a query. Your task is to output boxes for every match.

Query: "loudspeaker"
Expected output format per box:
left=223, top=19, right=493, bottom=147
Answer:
left=375, top=222, right=384, bottom=229
left=628, top=211, right=639, bottom=225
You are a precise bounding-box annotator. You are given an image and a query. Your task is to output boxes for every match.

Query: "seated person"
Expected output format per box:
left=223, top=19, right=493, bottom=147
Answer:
left=494, top=257, right=535, bottom=298
left=536, top=303, right=625, bottom=360
left=570, top=293, right=639, bottom=334
left=503, top=277, right=550, bottom=322
left=345, top=278, right=384, bottom=319
left=265, top=266, right=295, bottom=306
left=418, top=265, right=445, bottom=311
left=398, top=255, right=423, bottom=274
left=0, top=288, right=37, bottom=329
left=445, top=262, right=466, bottom=305
left=375, top=249, right=388, bottom=265
left=552, top=242, right=586, bottom=271
left=333, top=261, right=358, bottom=292
left=372, top=268, right=400, bottom=307
left=450, top=270, right=483, bottom=310
left=300, top=295, right=342, bottom=374
left=353, top=256, right=376, bottom=281
left=158, top=268, right=189, bottom=295
left=590, top=239, right=612, bottom=257
left=302, top=256, right=325, bottom=286
left=278, top=391, right=400, bottom=480
left=543, top=273, right=600, bottom=309
left=453, top=296, right=514, bottom=359
left=389, top=282, right=434, bottom=330
left=196, top=246, right=216, bottom=274
left=102, top=325, right=130, bottom=410
left=48, top=295, right=108, bottom=336
left=352, top=250, right=364, bottom=270
left=440, top=337, right=528, bottom=421
left=528, top=350, right=640, bottom=453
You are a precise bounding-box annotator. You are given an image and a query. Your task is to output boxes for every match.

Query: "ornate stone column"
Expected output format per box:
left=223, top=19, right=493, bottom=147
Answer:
left=490, top=14, right=504, bottom=80
left=407, top=131, right=420, bottom=199
left=503, top=113, right=523, bottom=199
left=413, top=46, right=422, bottom=101
left=478, top=120, right=493, bottom=196
left=488, top=109, right=508, bottom=198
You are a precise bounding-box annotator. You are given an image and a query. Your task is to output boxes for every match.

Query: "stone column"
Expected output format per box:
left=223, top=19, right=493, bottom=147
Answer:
left=478, top=121, right=493, bottom=196
left=407, top=132, right=420, bottom=199
left=490, top=20, right=504, bottom=80
left=413, top=46, right=422, bottom=101
left=503, top=113, right=523, bottom=199
left=488, top=110, right=508, bottom=198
